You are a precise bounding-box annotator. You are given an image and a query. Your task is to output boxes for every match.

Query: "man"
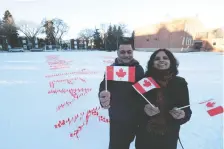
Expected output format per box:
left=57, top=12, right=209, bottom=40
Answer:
left=98, top=42, right=144, bottom=149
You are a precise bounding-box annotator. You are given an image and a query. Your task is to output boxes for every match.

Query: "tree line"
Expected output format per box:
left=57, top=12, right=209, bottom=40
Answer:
left=79, top=24, right=135, bottom=51
left=0, top=10, right=134, bottom=51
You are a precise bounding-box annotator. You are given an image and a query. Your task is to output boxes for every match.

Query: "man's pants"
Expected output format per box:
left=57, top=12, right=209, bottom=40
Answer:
left=109, top=120, right=137, bottom=149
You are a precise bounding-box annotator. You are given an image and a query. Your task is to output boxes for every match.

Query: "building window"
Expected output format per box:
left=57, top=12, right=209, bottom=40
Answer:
left=146, top=35, right=150, bottom=41
left=185, top=37, right=193, bottom=45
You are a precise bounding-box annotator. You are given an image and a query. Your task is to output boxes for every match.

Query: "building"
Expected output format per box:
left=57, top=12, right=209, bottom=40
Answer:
left=195, top=27, right=224, bottom=52
left=134, top=17, right=224, bottom=52
left=0, top=35, right=7, bottom=50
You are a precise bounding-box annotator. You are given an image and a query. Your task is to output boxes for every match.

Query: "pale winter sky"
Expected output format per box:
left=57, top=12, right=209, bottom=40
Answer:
left=0, top=0, right=223, bottom=39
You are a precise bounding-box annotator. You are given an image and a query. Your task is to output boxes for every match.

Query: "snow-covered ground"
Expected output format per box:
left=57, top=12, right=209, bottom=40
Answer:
left=0, top=51, right=223, bottom=149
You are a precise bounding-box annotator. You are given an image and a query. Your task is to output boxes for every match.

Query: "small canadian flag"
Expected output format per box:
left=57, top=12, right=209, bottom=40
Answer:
left=132, top=77, right=160, bottom=94
left=106, top=66, right=135, bottom=82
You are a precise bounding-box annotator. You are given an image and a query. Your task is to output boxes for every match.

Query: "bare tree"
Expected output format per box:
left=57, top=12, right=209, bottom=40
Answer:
left=53, top=18, right=69, bottom=44
left=42, top=18, right=69, bottom=45
left=78, top=28, right=94, bottom=40
left=17, top=20, right=43, bottom=47
left=117, top=23, right=129, bottom=35
left=78, top=28, right=94, bottom=47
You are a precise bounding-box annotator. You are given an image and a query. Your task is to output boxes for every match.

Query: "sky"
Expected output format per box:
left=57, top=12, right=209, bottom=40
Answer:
left=0, top=0, right=223, bottom=40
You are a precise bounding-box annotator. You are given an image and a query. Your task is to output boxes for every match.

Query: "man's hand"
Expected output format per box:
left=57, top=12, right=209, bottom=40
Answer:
left=144, top=104, right=160, bottom=116
left=99, top=90, right=111, bottom=109
left=169, top=107, right=185, bottom=119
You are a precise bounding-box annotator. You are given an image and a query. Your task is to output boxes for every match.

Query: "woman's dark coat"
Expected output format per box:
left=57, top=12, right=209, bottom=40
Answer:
left=135, top=76, right=192, bottom=149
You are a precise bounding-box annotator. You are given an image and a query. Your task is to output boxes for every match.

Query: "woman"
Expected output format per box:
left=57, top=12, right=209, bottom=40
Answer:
left=135, top=49, right=192, bottom=149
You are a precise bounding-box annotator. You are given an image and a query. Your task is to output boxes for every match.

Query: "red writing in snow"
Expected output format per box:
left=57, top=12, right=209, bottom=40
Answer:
left=54, top=107, right=101, bottom=128
left=49, top=60, right=73, bottom=70
left=101, top=56, right=116, bottom=59
left=206, top=101, right=216, bottom=108
left=69, top=88, right=91, bottom=99
left=49, top=77, right=86, bottom=88
left=70, top=108, right=110, bottom=139
left=103, top=60, right=114, bottom=64
left=46, top=55, right=60, bottom=60
left=70, top=122, right=85, bottom=139
left=198, top=98, right=223, bottom=117
left=54, top=106, right=110, bottom=139
left=45, top=69, right=98, bottom=78
left=48, top=60, right=73, bottom=65
left=69, top=114, right=109, bottom=139
left=50, top=65, right=70, bottom=70
left=56, top=88, right=92, bottom=111
left=46, top=55, right=73, bottom=70
left=199, top=98, right=215, bottom=104
left=48, top=88, right=91, bottom=94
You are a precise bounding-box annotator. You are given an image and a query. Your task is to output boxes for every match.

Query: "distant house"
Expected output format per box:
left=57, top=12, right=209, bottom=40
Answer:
left=134, top=17, right=224, bottom=52
left=0, top=35, right=7, bottom=50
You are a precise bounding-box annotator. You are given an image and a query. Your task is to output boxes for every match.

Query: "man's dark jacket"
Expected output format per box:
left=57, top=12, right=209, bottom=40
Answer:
left=98, top=58, right=144, bottom=122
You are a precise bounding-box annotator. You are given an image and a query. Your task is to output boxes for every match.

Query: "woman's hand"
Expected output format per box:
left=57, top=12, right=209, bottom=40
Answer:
left=144, top=104, right=160, bottom=116
left=169, top=107, right=185, bottom=119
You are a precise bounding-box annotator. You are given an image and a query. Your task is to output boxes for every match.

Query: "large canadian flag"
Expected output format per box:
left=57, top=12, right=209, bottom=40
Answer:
left=132, top=77, right=160, bottom=94
left=106, top=66, right=135, bottom=82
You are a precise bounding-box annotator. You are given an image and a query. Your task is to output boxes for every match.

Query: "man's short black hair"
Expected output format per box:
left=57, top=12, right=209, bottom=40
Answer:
left=119, top=39, right=132, bottom=45
left=118, top=39, right=134, bottom=49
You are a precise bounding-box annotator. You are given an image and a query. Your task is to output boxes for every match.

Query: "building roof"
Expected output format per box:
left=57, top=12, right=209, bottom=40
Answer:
left=134, top=17, right=202, bottom=36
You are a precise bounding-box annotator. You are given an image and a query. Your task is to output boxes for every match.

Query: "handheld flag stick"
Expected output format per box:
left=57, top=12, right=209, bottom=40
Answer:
left=177, top=98, right=215, bottom=110
left=177, top=105, right=190, bottom=110
left=105, top=68, right=108, bottom=91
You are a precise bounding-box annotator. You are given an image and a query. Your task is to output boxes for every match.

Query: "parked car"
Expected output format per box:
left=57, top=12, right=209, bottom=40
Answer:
left=30, top=48, right=44, bottom=52
left=8, top=48, right=24, bottom=52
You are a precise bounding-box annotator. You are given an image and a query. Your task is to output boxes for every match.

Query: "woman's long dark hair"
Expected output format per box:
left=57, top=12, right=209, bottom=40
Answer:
left=145, top=49, right=179, bottom=77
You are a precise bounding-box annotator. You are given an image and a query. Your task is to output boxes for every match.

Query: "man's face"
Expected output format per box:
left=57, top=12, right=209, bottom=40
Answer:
left=117, top=44, right=133, bottom=63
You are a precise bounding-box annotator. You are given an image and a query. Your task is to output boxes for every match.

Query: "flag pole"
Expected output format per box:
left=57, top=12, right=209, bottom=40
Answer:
left=105, top=67, right=107, bottom=91
left=132, top=85, right=155, bottom=108
left=177, top=98, right=215, bottom=110
left=177, top=105, right=190, bottom=110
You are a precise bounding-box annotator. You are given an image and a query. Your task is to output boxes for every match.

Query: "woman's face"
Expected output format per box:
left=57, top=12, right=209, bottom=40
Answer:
left=153, top=51, right=171, bottom=70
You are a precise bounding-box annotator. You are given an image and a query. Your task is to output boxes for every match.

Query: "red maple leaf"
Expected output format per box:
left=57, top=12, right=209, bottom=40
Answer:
left=143, top=80, right=151, bottom=87
left=206, top=102, right=216, bottom=108
left=116, top=68, right=126, bottom=78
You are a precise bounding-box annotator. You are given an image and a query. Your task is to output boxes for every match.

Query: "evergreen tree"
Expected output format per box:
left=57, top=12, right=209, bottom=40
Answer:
left=2, top=10, right=19, bottom=48
left=106, top=25, right=115, bottom=51
left=93, top=29, right=102, bottom=49
left=44, top=20, right=56, bottom=45
left=117, top=26, right=124, bottom=37
left=104, top=24, right=127, bottom=51
left=0, top=19, right=6, bottom=50
left=112, top=25, right=117, bottom=35
left=3, top=11, right=19, bottom=47
left=116, top=25, right=124, bottom=50
left=111, top=25, right=118, bottom=50
left=0, top=19, right=3, bottom=35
